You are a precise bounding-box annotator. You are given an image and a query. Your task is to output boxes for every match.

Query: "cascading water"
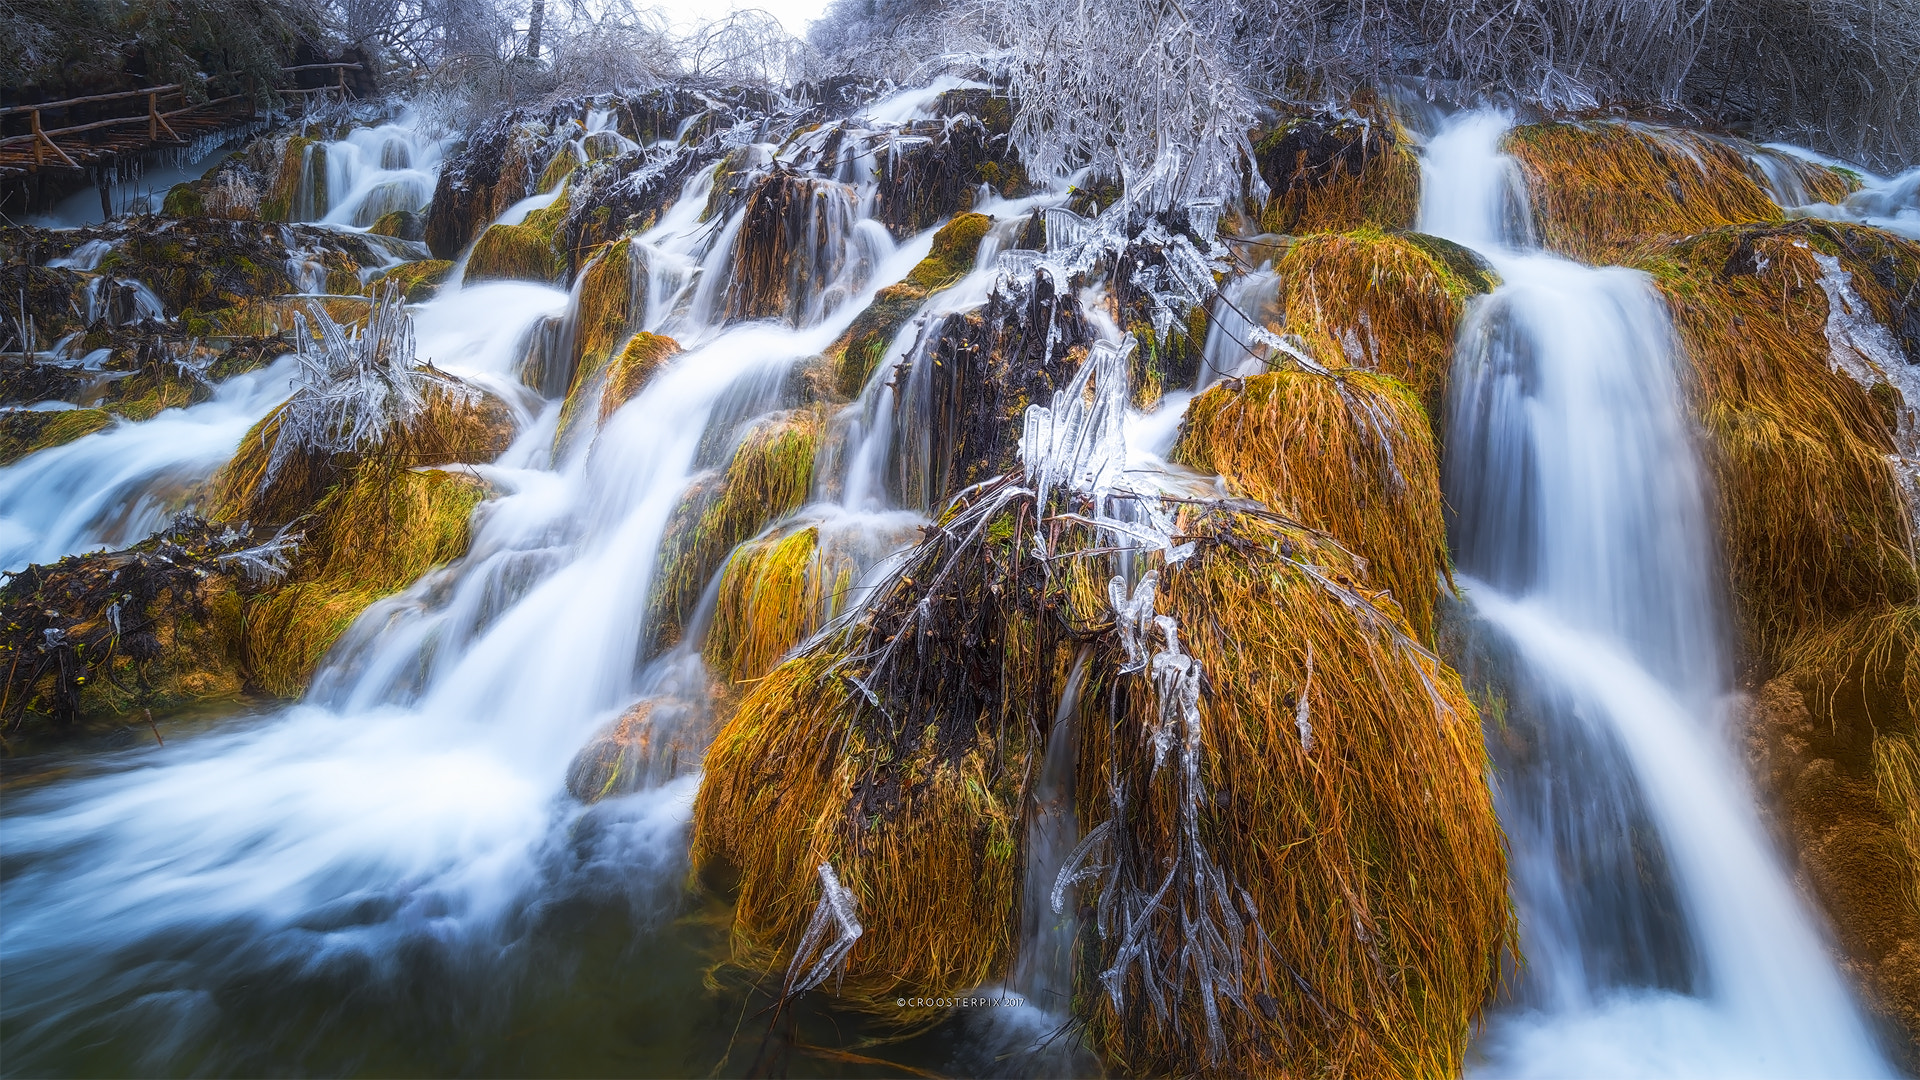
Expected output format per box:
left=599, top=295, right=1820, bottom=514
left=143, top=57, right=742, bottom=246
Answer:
left=0, top=357, right=298, bottom=571
left=0, top=93, right=1031, bottom=1073
left=1427, top=110, right=1892, bottom=1076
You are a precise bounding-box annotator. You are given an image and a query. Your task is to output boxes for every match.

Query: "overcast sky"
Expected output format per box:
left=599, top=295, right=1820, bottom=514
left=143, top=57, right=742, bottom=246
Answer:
left=649, top=0, right=833, bottom=37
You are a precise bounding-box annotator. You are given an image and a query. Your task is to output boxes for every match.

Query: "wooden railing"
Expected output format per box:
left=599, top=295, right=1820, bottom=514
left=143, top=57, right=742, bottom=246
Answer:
left=0, top=64, right=361, bottom=175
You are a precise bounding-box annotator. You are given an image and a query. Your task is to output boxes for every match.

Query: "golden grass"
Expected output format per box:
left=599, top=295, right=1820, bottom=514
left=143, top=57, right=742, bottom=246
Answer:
left=1639, top=221, right=1918, bottom=657
left=691, top=482, right=1509, bottom=1072
left=692, top=651, right=1028, bottom=1008
left=1274, top=228, right=1499, bottom=409
left=259, top=135, right=319, bottom=222
left=243, top=465, right=487, bottom=697
left=463, top=187, right=572, bottom=285
left=647, top=407, right=825, bottom=652
left=599, top=332, right=681, bottom=425
left=1504, top=122, right=1785, bottom=264
left=704, top=525, right=860, bottom=686
left=1253, top=116, right=1419, bottom=236
left=209, top=377, right=516, bottom=527
left=1077, top=507, right=1511, bottom=1077
left=1174, top=367, right=1448, bottom=641
left=828, top=212, right=991, bottom=398
left=1875, top=730, right=1920, bottom=915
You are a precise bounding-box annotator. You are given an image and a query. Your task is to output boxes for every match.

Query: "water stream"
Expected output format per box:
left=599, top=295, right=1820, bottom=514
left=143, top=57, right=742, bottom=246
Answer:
left=1427, top=110, right=1892, bottom=1077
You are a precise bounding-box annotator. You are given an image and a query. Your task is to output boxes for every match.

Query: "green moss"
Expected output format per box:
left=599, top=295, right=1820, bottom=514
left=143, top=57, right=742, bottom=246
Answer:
left=464, top=188, right=570, bottom=285
left=0, top=408, right=113, bottom=466
left=831, top=213, right=994, bottom=398
left=376, top=259, right=456, bottom=303
left=162, top=183, right=204, bottom=218
left=537, top=145, right=580, bottom=195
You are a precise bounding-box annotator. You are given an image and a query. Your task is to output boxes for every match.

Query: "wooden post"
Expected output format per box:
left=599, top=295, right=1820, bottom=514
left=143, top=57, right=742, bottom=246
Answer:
left=148, top=92, right=158, bottom=140
left=31, top=109, right=42, bottom=167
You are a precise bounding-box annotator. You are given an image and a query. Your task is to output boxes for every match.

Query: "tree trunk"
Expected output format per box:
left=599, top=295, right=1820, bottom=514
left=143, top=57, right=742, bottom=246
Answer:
left=526, top=0, right=544, bottom=59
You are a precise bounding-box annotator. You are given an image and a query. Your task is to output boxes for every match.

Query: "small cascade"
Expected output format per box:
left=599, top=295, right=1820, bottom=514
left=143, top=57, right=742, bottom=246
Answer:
left=1426, top=111, right=1892, bottom=1077
left=1011, top=646, right=1091, bottom=1011
left=0, top=357, right=298, bottom=571
left=1192, top=264, right=1279, bottom=391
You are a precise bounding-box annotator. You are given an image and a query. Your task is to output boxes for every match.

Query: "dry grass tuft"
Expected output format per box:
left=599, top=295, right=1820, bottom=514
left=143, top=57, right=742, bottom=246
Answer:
left=1273, top=228, right=1498, bottom=409
left=691, top=473, right=1509, bottom=1071
left=1174, top=367, right=1448, bottom=640
left=646, top=407, right=826, bottom=654
left=1504, top=121, right=1786, bottom=264
left=1639, top=220, right=1918, bottom=657
left=242, top=465, right=487, bottom=697
left=1075, top=507, right=1511, bottom=1077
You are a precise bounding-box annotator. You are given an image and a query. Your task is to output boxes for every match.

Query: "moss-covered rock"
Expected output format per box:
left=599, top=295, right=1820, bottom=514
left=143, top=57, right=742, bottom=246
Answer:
left=0, top=408, right=114, bottom=466
left=828, top=212, right=992, bottom=398
left=162, top=182, right=204, bottom=218
left=369, top=210, right=427, bottom=242
left=1253, top=112, right=1420, bottom=236
left=374, top=258, right=454, bottom=303
left=566, top=695, right=710, bottom=803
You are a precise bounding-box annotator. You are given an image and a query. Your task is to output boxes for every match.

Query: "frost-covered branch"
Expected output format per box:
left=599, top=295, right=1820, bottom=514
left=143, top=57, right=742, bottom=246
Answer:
left=266, top=285, right=435, bottom=485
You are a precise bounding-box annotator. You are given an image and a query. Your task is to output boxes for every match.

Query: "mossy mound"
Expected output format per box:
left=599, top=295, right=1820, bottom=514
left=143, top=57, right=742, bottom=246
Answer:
left=598, top=331, right=681, bottom=426
left=0, top=518, right=262, bottom=739
left=725, top=171, right=859, bottom=323
left=1174, top=367, right=1447, bottom=640
left=0, top=262, right=87, bottom=343
left=243, top=465, right=489, bottom=697
left=372, top=259, right=454, bottom=303
left=210, top=375, right=516, bottom=527
left=1639, top=220, right=1918, bottom=656
left=828, top=212, right=992, bottom=397
left=1504, top=121, right=1824, bottom=264
left=566, top=695, right=710, bottom=803
left=1077, top=509, right=1509, bottom=1077
left=369, top=211, right=427, bottom=242
left=0, top=408, right=114, bottom=466
left=646, top=407, right=825, bottom=653
left=547, top=239, right=651, bottom=450
left=703, top=524, right=862, bottom=687
left=1274, top=228, right=1500, bottom=409
left=162, top=182, right=204, bottom=218
left=1253, top=114, right=1419, bottom=236
left=692, top=482, right=1511, bottom=1074
left=463, top=189, right=572, bottom=285
left=85, top=218, right=379, bottom=316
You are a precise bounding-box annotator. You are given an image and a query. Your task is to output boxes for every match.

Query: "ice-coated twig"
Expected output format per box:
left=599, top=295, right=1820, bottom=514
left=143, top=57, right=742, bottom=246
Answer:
left=265, top=284, right=432, bottom=486
left=785, top=862, right=863, bottom=996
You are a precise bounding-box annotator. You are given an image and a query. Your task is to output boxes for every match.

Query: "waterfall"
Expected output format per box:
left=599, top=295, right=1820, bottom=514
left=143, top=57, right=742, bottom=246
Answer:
left=1427, top=110, right=1892, bottom=1077
left=0, top=111, right=998, bottom=1072
left=0, top=358, right=299, bottom=571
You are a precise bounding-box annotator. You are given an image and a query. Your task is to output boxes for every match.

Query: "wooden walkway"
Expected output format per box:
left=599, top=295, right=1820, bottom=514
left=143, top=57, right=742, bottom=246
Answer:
left=0, top=65, right=360, bottom=181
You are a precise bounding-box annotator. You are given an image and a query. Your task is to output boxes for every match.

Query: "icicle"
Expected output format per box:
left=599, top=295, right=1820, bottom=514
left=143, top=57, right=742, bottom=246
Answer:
left=1296, top=645, right=1314, bottom=751
left=784, top=862, right=863, bottom=995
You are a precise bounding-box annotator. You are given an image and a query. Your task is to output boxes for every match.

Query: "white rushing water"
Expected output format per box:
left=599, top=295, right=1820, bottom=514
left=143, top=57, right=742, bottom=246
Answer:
left=0, top=358, right=298, bottom=571
left=1427, top=110, right=1891, bottom=1077
left=0, top=95, right=1067, bottom=1072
